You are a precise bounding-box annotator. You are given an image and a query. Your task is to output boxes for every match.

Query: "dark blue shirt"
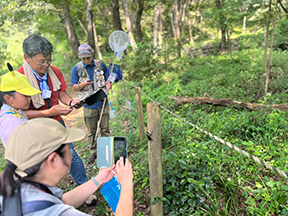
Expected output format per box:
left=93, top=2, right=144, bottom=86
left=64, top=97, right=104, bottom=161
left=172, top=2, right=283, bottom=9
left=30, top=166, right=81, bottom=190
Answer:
left=71, top=60, right=108, bottom=109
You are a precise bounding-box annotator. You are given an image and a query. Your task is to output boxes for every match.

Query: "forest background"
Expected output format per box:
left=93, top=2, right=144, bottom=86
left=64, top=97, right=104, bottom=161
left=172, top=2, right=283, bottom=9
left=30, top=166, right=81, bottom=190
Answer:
left=1, top=0, right=288, bottom=215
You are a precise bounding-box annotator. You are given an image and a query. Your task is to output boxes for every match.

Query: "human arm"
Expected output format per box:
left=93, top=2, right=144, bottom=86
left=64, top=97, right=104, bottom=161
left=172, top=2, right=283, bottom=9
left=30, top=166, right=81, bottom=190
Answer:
left=57, top=90, right=80, bottom=109
left=62, top=165, right=116, bottom=208
left=102, top=62, right=112, bottom=90
left=72, top=80, right=93, bottom=91
left=23, top=105, right=72, bottom=119
left=115, top=157, right=134, bottom=216
left=71, top=65, right=93, bottom=91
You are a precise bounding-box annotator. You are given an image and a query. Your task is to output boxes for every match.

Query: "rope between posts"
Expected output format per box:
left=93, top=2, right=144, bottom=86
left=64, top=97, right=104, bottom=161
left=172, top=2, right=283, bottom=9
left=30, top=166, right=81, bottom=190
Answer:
left=124, top=81, right=288, bottom=179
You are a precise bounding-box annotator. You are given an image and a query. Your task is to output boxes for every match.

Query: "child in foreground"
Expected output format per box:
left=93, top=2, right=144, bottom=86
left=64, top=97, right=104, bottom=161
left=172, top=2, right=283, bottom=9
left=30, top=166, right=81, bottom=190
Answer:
left=0, top=63, right=41, bottom=147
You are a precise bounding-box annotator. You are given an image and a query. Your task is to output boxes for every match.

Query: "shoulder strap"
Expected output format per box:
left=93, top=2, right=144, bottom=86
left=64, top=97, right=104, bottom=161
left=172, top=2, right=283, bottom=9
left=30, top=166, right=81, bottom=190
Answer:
left=22, top=200, right=55, bottom=215
left=2, top=188, right=22, bottom=216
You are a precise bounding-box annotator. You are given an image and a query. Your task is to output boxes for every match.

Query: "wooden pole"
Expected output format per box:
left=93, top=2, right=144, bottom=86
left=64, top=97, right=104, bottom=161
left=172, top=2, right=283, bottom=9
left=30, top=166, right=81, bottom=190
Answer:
left=147, top=102, right=163, bottom=216
left=95, top=97, right=107, bottom=140
left=135, top=87, right=145, bottom=141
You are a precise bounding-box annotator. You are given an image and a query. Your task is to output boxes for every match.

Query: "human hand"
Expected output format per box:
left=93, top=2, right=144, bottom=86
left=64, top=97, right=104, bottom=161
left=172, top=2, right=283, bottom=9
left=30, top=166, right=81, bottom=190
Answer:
left=116, top=157, right=133, bottom=188
left=105, top=81, right=112, bottom=90
left=49, top=105, right=72, bottom=116
left=83, top=80, right=93, bottom=86
left=95, top=165, right=116, bottom=185
left=70, top=99, right=83, bottom=109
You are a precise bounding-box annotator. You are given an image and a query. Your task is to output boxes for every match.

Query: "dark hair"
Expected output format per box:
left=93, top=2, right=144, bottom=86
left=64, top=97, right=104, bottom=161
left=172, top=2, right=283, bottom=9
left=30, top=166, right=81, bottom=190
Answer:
left=23, top=35, right=54, bottom=58
left=0, top=91, right=15, bottom=108
left=0, top=144, right=68, bottom=198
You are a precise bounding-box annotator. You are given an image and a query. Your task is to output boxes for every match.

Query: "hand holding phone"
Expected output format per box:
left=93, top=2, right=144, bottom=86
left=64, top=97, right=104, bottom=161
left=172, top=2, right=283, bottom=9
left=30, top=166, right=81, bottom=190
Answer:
left=114, top=137, right=127, bottom=164
left=70, top=100, right=84, bottom=109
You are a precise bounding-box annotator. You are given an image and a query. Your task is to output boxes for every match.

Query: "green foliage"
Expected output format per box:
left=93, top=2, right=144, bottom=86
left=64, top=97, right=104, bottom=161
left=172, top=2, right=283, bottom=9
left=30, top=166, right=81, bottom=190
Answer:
left=118, top=42, right=288, bottom=214
left=122, top=42, right=163, bottom=81
left=161, top=149, right=215, bottom=215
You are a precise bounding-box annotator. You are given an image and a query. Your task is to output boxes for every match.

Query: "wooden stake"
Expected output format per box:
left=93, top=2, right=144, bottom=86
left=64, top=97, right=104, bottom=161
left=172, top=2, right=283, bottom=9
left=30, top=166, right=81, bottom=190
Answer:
left=147, top=102, right=163, bottom=216
left=135, top=87, right=145, bottom=141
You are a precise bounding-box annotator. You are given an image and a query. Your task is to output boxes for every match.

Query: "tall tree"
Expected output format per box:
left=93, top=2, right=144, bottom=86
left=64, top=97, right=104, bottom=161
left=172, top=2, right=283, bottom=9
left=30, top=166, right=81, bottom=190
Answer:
left=263, top=0, right=272, bottom=94
left=93, top=22, right=103, bottom=60
left=111, top=0, right=123, bottom=30
left=170, top=12, right=176, bottom=40
left=264, top=0, right=279, bottom=94
left=186, top=0, right=194, bottom=44
left=86, top=0, right=95, bottom=58
left=215, top=0, right=226, bottom=52
left=174, top=0, right=181, bottom=57
left=135, top=0, right=144, bottom=42
left=59, top=3, right=80, bottom=58
left=122, top=0, right=137, bottom=48
left=153, top=4, right=161, bottom=49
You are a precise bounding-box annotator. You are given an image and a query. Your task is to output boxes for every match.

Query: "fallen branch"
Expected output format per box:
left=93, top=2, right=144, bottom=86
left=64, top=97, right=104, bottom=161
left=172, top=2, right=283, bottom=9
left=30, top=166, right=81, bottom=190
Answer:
left=168, top=95, right=288, bottom=112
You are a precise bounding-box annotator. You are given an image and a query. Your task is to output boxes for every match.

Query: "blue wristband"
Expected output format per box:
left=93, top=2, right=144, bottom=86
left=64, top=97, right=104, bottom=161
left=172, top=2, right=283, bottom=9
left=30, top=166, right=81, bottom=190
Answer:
left=91, top=176, right=101, bottom=187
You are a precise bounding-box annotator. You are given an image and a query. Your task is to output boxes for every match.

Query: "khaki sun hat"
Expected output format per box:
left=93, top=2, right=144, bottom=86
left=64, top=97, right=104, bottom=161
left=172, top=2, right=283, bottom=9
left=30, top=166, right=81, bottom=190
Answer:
left=5, top=118, right=86, bottom=177
left=0, top=63, right=41, bottom=96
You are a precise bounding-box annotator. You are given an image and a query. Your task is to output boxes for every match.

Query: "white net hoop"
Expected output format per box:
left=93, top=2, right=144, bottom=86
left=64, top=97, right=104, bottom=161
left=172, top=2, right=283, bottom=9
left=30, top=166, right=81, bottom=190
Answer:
left=108, top=30, right=130, bottom=54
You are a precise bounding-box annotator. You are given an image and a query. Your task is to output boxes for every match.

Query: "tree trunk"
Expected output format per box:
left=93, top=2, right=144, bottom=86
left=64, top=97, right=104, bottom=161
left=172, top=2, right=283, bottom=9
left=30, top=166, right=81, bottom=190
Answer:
left=59, top=4, right=80, bottom=59
left=227, top=30, right=233, bottom=60
left=86, top=0, right=95, bottom=58
left=153, top=4, right=161, bottom=49
left=92, top=21, right=103, bottom=60
left=263, top=0, right=272, bottom=94
left=169, top=95, right=288, bottom=112
left=122, top=0, right=137, bottom=48
left=179, top=0, right=184, bottom=34
left=265, top=0, right=278, bottom=94
left=158, top=6, right=163, bottom=48
left=242, top=16, right=247, bottom=33
left=111, top=0, right=123, bottom=30
left=186, top=0, right=194, bottom=44
left=215, top=0, right=226, bottom=52
left=77, top=18, right=88, bottom=38
left=135, top=0, right=144, bottom=42
left=174, top=0, right=181, bottom=57
left=220, top=27, right=226, bottom=52
left=279, top=0, right=288, bottom=13
left=181, top=0, right=187, bottom=35
left=170, top=12, right=176, bottom=40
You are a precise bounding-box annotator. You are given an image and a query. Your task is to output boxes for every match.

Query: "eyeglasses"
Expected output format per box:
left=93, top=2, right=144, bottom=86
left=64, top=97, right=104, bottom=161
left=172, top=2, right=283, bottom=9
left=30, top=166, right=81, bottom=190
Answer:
left=30, top=58, right=54, bottom=66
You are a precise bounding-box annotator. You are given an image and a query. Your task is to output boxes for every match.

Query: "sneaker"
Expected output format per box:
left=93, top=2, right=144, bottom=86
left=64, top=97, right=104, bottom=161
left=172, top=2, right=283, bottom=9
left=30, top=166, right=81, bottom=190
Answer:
left=88, top=153, right=96, bottom=164
left=85, top=194, right=97, bottom=206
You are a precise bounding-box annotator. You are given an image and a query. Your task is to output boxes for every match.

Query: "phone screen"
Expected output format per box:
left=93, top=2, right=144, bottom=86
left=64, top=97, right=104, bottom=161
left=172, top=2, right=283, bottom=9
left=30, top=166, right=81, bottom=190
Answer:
left=114, top=137, right=127, bottom=163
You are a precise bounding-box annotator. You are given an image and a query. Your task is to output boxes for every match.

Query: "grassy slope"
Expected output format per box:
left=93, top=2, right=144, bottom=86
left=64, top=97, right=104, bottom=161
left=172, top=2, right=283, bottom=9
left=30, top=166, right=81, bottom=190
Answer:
left=1, top=40, right=288, bottom=215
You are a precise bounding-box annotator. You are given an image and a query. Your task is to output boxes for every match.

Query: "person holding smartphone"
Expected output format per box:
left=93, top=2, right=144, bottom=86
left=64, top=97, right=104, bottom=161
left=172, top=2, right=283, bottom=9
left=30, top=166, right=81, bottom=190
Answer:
left=70, top=44, right=113, bottom=164
left=0, top=118, right=134, bottom=216
left=16, top=35, right=95, bottom=205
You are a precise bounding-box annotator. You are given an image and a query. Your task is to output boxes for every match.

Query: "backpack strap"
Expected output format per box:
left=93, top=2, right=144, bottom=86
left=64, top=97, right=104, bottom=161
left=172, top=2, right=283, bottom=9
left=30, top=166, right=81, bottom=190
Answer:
left=22, top=200, right=55, bottom=215
left=2, top=188, right=22, bottom=216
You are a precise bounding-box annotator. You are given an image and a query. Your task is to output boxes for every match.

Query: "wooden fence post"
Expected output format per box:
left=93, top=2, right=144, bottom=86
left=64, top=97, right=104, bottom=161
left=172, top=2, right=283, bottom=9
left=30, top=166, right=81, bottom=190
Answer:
left=147, top=102, right=163, bottom=216
left=135, top=87, right=145, bottom=141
